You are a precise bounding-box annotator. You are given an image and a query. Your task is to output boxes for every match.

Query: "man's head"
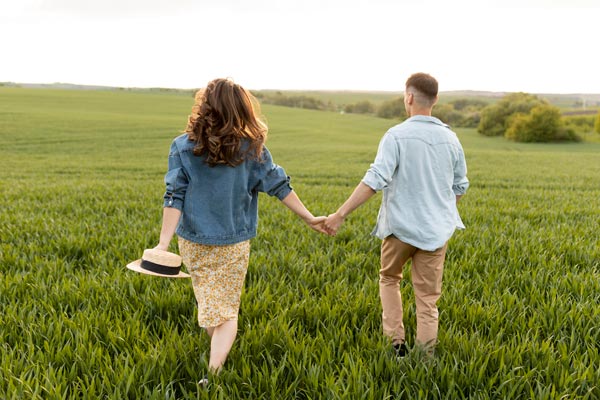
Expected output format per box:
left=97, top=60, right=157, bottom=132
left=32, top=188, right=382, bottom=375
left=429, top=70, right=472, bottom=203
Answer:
left=404, top=73, right=439, bottom=116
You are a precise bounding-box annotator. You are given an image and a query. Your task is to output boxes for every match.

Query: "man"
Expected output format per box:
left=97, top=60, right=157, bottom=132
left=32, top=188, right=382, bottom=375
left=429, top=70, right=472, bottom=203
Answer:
left=324, top=73, right=469, bottom=356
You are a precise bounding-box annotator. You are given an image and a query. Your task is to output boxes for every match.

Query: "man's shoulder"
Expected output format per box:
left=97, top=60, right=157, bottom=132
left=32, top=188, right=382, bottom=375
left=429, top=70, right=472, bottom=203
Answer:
left=386, top=121, right=412, bottom=136
left=385, top=118, right=433, bottom=137
left=386, top=118, right=461, bottom=145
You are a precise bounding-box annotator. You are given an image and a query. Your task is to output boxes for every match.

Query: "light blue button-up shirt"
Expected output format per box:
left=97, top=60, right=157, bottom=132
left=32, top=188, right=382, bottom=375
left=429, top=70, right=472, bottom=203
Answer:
left=362, top=115, right=469, bottom=251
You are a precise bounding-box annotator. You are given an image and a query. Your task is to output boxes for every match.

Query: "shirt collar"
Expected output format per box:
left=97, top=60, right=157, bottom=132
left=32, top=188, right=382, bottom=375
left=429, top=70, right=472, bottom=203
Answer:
left=407, top=115, right=450, bottom=129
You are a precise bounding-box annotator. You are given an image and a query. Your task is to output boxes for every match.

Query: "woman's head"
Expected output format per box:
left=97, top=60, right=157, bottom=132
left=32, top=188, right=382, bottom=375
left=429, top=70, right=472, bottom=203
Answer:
left=185, top=78, right=267, bottom=166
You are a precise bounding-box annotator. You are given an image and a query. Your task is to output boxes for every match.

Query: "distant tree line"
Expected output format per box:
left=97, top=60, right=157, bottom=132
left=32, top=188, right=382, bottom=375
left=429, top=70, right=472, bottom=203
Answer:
left=253, top=90, right=600, bottom=142
left=253, top=91, right=336, bottom=111
left=344, top=97, right=488, bottom=129
left=351, top=92, right=599, bottom=142
left=432, top=99, right=488, bottom=128
left=254, top=91, right=488, bottom=128
left=344, top=100, right=376, bottom=115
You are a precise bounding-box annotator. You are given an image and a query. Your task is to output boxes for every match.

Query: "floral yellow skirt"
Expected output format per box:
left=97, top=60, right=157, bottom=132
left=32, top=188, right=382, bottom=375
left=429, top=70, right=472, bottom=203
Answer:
left=178, top=237, right=250, bottom=328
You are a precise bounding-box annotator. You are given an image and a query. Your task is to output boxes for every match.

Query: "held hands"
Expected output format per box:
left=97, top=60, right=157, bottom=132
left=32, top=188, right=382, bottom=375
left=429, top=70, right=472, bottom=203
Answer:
left=282, top=192, right=345, bottom=237
left=323, top=212, right=344, bottom=236
left=303, top=212, right=345, bottom=236
left=305, top=215, right=330, bottom=235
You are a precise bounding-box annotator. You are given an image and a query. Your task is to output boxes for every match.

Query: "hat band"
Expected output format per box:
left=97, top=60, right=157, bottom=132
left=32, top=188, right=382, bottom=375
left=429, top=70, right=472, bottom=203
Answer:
left=141, top=259, right=180, bottom=276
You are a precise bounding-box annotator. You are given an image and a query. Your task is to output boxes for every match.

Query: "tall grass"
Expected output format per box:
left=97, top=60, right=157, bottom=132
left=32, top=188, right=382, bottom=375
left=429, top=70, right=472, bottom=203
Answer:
left=1, top=87, right=599, bottom=399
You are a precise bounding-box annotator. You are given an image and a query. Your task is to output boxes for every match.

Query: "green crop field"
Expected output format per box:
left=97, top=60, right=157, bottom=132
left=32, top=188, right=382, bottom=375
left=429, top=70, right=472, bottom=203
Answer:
left=1, top=87, right=599, bottom=399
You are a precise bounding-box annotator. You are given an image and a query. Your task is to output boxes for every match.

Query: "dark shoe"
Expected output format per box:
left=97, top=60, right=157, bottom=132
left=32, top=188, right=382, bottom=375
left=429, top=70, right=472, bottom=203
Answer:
left=393, top=342, right=408, bottom=358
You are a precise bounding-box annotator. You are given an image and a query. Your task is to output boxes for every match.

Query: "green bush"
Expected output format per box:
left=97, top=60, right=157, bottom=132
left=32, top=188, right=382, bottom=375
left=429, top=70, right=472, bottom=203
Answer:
left=432, top=103, right=453, bottom=121
left=432, top=104, right=465, bottom=127
left=448, top=99, right=486, bottom=128
left=460, top=111, right=481, bottom=128
left=344, top=100, right=376, bottom=115
left=505, top=104, right=579, bottom=142
left=451, top=98, right=488, bottom=111
left=478, top=93, right=545, bottom=136
left=595, top=111, right=600, bottom=134
left=376, top=97, right=407, bottom=120
left=563, top=115, right=595, bottom=133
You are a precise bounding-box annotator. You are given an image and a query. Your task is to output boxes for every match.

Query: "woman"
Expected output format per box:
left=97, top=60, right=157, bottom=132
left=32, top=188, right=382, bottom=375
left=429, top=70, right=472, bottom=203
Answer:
left=154, top=78, right=326, bottom=380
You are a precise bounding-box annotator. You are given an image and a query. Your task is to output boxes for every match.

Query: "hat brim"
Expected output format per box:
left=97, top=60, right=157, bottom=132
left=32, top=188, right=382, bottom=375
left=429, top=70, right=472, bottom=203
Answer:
left=126, top=259, right=190, bottom=278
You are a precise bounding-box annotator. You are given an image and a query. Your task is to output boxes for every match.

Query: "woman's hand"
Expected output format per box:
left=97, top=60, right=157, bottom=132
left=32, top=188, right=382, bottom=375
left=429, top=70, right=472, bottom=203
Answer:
left=305, top=215, right=330, bottom=235
left=280, top=191, right=332, bottom=235
left=154, top=243, right=169, bottom=252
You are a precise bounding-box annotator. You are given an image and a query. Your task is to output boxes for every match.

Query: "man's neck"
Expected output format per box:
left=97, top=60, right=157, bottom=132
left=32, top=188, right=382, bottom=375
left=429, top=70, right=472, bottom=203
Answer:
left=409, top=108, right=433, bottom=117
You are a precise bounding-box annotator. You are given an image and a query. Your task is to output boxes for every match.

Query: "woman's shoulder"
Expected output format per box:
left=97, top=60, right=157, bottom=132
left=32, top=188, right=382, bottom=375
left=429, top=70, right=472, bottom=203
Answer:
left=171, top=133, right=194, bottom=151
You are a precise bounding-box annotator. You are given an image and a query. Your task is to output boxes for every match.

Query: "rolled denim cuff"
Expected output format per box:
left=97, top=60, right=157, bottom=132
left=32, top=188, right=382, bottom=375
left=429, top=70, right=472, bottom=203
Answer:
left=163, top=195, right=184, bottom=211
left=362, top=171, right=385, bottom=192
left=273, top=184, right=293, bottom=201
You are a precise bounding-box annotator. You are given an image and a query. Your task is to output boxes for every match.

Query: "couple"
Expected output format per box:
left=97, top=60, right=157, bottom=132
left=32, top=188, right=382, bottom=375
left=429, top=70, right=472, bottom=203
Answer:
left=152, top=74, right=469, bottom=380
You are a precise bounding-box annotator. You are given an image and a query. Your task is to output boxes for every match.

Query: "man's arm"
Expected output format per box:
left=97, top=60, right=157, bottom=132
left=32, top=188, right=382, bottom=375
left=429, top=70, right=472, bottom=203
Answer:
left=325, top=131, right=395, bottom=236
left=324, top=182, right=376, bottom=235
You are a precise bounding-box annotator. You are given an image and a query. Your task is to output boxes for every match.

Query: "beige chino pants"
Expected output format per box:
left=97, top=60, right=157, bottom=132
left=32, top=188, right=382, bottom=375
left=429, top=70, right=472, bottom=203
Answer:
left=380, top=235, right=448, bottom=349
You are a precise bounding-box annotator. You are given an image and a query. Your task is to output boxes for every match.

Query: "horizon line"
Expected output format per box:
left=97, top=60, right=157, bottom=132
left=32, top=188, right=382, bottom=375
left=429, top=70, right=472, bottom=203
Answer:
left=2, top=81, right=600, bottom=97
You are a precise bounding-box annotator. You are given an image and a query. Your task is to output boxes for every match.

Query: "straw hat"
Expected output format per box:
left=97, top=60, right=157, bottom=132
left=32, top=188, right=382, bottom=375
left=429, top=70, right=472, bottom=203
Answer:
left=127, top=249, right=190, bottom=278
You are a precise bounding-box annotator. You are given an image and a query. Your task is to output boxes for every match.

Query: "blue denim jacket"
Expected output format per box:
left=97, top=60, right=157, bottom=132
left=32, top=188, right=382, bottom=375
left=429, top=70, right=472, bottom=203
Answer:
left=163, top=133, right=292, bottom=245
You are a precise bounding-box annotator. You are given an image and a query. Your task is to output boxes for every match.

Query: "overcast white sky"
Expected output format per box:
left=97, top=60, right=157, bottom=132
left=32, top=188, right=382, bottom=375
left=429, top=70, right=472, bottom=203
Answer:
left=1, top=0, right=598, bottom=93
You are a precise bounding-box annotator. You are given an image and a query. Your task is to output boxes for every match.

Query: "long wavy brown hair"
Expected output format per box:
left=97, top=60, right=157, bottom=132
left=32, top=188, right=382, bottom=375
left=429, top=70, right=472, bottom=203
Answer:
left=185, top=78, right=267, bottom=167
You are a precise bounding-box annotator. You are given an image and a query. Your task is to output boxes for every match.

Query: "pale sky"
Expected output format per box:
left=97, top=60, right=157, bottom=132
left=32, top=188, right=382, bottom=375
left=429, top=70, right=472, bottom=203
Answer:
left=1, top=0, right=598, bottom=93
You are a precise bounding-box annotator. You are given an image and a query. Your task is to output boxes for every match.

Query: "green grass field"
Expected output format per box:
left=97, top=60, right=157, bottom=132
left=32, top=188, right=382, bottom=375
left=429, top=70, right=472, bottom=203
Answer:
left=1, top=87, right=599, bottom=399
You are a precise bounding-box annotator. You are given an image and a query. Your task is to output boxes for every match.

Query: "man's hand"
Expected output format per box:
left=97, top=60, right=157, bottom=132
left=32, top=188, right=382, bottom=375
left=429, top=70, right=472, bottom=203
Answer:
left=322, top=182, right=375, bottom=236
left=324, top=212, right=345, bottom=236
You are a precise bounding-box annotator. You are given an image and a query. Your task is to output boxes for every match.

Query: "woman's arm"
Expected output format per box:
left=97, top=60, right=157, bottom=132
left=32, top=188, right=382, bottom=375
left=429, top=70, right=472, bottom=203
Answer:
left=281, top=191, right=328, bottom=234
left=156, top=139, right=188, bottom=251
left=154, top=207, right=182, bottom=251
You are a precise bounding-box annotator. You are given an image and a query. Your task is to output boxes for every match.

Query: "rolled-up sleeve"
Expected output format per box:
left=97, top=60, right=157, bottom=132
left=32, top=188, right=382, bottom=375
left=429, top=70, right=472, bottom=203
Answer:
left=362, top=133, right=398, bottom=191
left=255, top=148, right=292, bottom=200
left=452, top=146, right=469, bottom=195
left=163, top=141, right=189, bottom=210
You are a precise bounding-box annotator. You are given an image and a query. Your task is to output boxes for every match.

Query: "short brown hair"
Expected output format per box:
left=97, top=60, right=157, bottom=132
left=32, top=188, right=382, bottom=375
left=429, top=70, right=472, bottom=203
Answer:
left=185, top=78, right=267, bottom=167
left=406, top=73, right=438, bottom=104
